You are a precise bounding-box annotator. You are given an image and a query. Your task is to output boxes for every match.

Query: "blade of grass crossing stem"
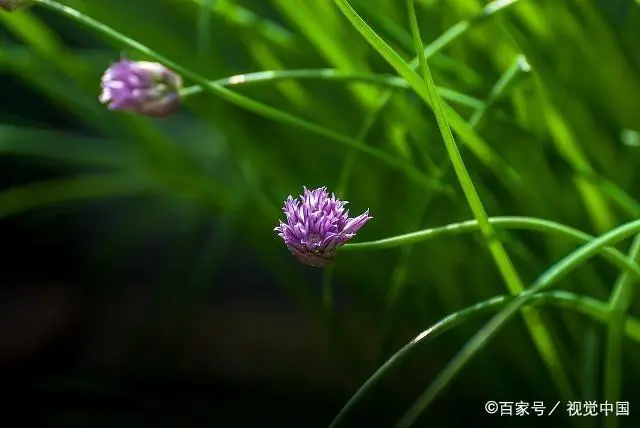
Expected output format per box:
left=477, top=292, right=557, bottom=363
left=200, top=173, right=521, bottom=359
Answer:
left=328, top=290, right=640, bottom=428
left=395, top=218, right=640, bottom=428
left=406, top=0, right=522, bottom=70
left=270, top=0, right=379, bottom=107
left=333, top=0, right=520, bottom=198
left=405, top=0, right=572, bottom=398
left=603, top=233, right=640, bottom=428
left=33, top=0, right=444, bottom=195
left=332, top=0, right=523, bottom=188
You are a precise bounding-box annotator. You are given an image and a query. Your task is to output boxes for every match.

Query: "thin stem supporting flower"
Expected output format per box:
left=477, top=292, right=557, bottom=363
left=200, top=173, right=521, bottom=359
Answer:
left=33, top=0, right=446, bottom=195
left=179, top=69, right=483, bottom=109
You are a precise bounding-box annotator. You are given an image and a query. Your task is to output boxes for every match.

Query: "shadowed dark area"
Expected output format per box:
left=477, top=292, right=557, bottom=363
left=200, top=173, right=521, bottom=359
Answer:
left=1, top=0, right=639, bottom=427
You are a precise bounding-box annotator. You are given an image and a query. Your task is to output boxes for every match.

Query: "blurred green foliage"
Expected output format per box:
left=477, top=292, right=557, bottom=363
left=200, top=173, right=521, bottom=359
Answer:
left=1, top=0, right=639, bottom=426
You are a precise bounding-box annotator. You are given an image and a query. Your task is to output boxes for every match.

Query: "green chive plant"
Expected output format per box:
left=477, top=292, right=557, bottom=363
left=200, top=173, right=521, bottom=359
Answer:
left=1, top=0, right=639, bottom=427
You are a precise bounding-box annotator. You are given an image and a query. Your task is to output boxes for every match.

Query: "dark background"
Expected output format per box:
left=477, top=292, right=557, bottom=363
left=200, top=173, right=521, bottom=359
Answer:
left=1, top=1, right=639, bottom=427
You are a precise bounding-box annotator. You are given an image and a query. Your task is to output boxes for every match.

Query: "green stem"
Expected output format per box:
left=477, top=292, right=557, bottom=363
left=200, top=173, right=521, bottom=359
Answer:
left=334, top=0, right=520, bottom=198
left=196, top=0, right=215, bottom=59
left=322, top=264, right=334, bottom=320
left=406, top=0, right=523, bottom=71
left=376, top=197, right=434, bottom=366
left=582, top=327, right=600, bottom=407
left=335, top=88, right=391, bottom=196
left=407, top=0, right=571, bottom=398
left=332, top=0, right=515, bottom=195
left=342, top=216, right=605, bottom=251
left=603, top=233, right=640, bottom=428
left=33, top=0, right=445, bottom=194
left=334, top=0, right=523, bottom=187
left=396, top=218, right=640, bottom=428
left=328, top=290, right=640, bottom=428
left=342, top=215, right=640, bottom=289
left=180, top=69, right=483, bottom=109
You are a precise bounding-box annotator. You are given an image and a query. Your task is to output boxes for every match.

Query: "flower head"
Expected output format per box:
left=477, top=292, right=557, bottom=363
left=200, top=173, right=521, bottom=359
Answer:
left=99, top=57, right=182, bottom=117
left=275, top=186, right=372, bottom=267
left=0, top=0, right=34, bottom=11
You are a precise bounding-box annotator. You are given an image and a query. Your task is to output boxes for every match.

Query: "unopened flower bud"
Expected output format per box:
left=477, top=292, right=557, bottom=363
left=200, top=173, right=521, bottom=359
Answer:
left=99, top=58, right=182, bottom=118
left=0, top=0, right=34, bottom=11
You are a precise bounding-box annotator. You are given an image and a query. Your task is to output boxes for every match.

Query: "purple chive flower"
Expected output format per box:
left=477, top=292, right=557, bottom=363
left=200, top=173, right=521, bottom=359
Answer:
left=0, top=0, right=34, bottom=11
left=275, top=186, right=372, bottom=267
left=99, top=57, right=182, bottom=118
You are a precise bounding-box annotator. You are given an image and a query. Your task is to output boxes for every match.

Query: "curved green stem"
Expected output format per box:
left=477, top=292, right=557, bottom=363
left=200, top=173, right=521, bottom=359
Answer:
left=340, top=0, right=569, bottom=399
left=33, top=0, right=445, bottom=194
left=396, top=218, right=640, bottom=428
left=341, top=212, right=640, bottom=326
left=342, top=216, right=602, bottom=251
left=343, top=214, right=618, bottom=256
left=603, top=233, right=640, bottom=428
left=341, top=215, right=640, bottom=287
left=328, top=290, right=640, bottom=428
left=179, top=69, right=483, bottom=109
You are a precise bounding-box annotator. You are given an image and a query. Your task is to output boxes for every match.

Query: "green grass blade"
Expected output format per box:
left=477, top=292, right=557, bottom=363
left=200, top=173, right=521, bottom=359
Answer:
left=335, top=90, right=393, bottom=197
left=270, top=0, right=380, bottom=107
left=180, top=69, right=484, bottom=109
left=582, top=326, right=600, bottom=409
left=333, top=0, right=519, bottom=200
left=33, top=0, right=446, bottom=194
left=469, top=55, right=529, bottom=129
left=332, top=0, right=523, bottom=187
left=603, top=233, right=640, bottom=428
left=407, top=0, right=571, bottom=399
left=342, top=216, right=640, bottom=287
left=186, top=0, right=297, bottom=50
left=328, top=290, right=640, bottom=428
left=407, top=0, right=522, bottom=70
left=196, top=0, right=215, bottom=59
left=395, top=217, right=640, bottom=427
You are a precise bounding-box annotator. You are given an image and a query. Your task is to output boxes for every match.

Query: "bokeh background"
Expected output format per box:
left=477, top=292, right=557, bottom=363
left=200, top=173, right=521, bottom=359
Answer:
left=0, top=0, right=639, bottom=427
